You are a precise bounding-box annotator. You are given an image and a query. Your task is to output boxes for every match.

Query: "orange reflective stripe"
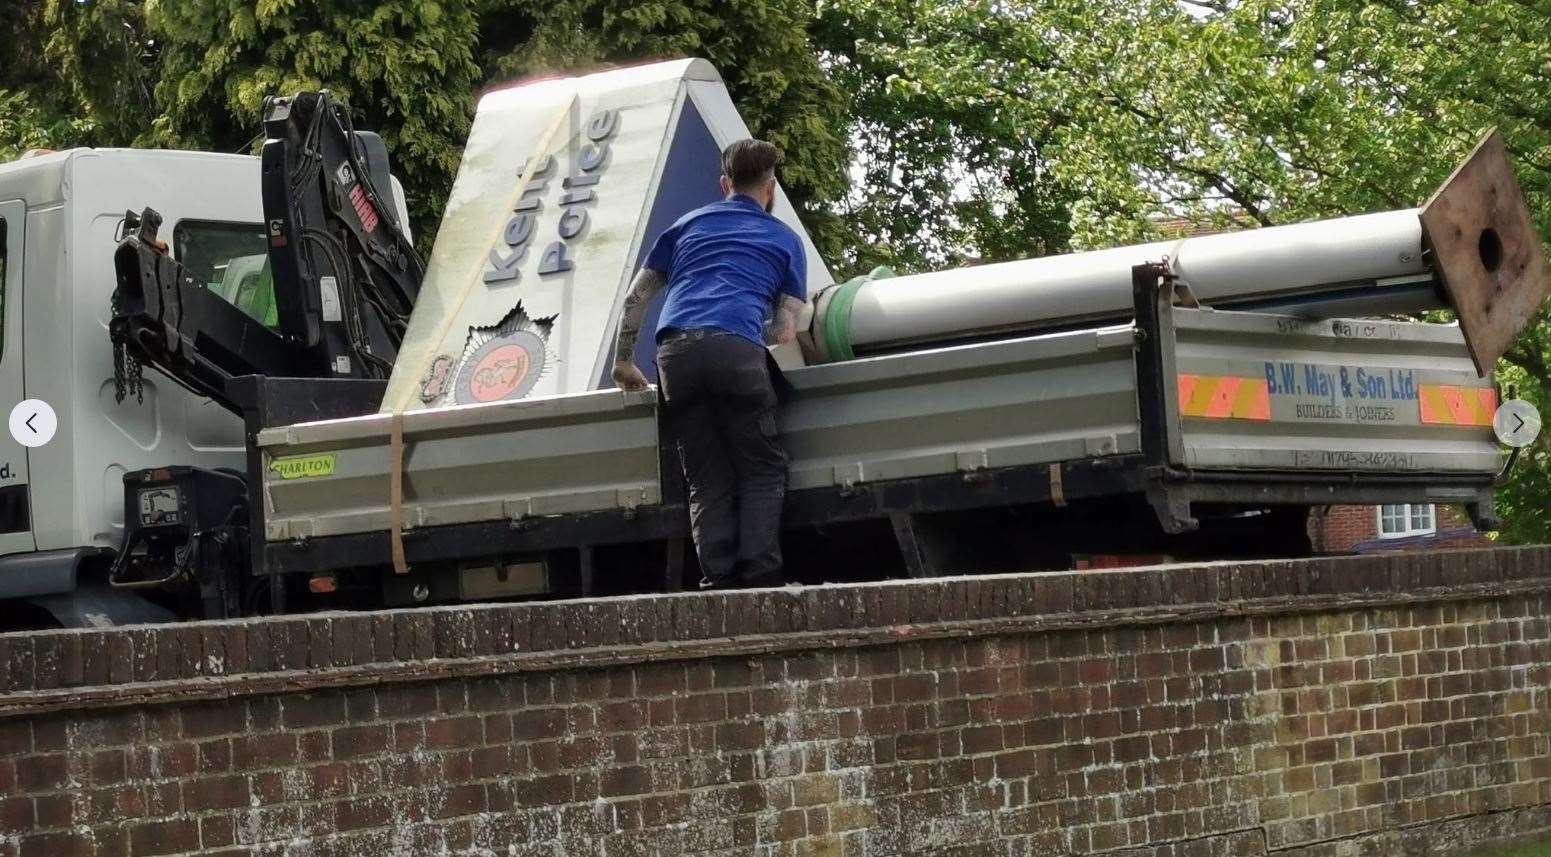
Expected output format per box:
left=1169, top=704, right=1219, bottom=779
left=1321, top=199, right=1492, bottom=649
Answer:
left=1177, top=374, right=1201, bottom=409
left=1234, top=377, right=1272, bottom=420
left=1177, top=374, right=1270, bottom=420
left=1418, top=385, right=1448, bottom=424
left=1444, top=386, right=1469, bottom=424
left=1178, top=374, right=1216, bottom=416
left=1418, top=384, right=1496, bottom=426
left=1204, top=376, right=1241, bottom=418
left=1470, top=387, right=1497, bottom=424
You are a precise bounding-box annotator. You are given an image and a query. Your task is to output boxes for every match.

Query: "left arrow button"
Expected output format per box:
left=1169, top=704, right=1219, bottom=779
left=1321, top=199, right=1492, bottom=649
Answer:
left=9, top=400, right=57, bottom=448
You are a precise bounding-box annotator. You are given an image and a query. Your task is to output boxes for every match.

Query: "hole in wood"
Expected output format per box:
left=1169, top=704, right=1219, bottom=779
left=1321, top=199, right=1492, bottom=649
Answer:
left=1479, top=227, right=1504, bottom=274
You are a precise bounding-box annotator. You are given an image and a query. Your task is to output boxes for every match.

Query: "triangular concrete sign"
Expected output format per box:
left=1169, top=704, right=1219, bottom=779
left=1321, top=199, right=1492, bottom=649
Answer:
left=382, top=58, right=830, bottom=413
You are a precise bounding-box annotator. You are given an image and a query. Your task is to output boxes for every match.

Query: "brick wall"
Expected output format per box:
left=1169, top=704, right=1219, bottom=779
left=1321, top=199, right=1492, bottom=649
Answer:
left=1310, top=505, right=1491, bottom=554
left=0, top=548, right=1548, bottom=856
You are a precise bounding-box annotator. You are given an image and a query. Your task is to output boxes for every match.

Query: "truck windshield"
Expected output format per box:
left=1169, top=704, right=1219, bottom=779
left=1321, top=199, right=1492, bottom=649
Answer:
left=173, top=221, right=277, bottom=328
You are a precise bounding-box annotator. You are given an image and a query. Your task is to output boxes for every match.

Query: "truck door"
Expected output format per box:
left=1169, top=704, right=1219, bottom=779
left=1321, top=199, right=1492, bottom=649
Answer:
left=0, top=201, right=33, bottom=553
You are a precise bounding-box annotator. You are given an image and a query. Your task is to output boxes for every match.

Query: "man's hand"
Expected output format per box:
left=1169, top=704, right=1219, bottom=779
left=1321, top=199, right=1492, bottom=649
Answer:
left=612, top=361, right=651, bottom=391
left=763, top=294, right=806, bottom=345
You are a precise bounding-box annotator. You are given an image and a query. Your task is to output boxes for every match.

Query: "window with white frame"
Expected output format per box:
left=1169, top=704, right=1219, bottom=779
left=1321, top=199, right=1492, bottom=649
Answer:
left=1377, top=504, right=1435, bottom=538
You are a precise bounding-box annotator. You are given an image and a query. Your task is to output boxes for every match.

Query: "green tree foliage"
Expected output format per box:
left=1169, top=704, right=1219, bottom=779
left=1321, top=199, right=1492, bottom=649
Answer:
left=40, top=0, right=155, bottom=146
left=0, top=0, right=99, bottom=158
left=19, top=0, right=849, bottom=252
left=36, top=0, right=484, bottom=243
left=812, top=1, right=1078, bottom=271
left=476, top=0, right=850, bottom=259
left=1026, top=0, right=1551, bottom=247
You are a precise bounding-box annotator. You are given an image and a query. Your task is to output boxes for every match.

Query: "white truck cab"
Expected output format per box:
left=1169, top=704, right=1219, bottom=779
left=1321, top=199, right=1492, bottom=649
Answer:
left=0, top=149, right=269, bottom=626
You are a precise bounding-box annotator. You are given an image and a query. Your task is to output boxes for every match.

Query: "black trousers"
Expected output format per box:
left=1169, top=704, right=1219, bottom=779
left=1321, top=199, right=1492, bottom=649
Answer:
left=657, top=330, right=787, bottom=584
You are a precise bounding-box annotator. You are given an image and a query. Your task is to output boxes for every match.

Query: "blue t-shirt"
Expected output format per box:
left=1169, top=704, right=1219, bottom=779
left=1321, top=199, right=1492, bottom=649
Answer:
left=646, top=194, right=807, bottom=346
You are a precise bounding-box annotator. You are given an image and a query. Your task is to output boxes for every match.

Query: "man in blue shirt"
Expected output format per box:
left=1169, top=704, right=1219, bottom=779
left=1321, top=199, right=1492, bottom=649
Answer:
left=612, top=139, right=807, bottom=589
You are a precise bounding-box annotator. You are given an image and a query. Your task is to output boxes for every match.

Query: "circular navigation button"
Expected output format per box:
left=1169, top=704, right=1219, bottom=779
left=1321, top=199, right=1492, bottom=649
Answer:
left=1493, top=398, right=1541, bottom=448
left=9, top=400, right=57, bottom=448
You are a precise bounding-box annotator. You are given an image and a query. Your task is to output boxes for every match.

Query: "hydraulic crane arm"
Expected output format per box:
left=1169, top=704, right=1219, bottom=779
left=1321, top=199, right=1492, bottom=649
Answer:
left=110, top=91, right=423, bottom=413
left=260, top=90, right=422, bottom=367
left=110, top=208, right=303, bottom=411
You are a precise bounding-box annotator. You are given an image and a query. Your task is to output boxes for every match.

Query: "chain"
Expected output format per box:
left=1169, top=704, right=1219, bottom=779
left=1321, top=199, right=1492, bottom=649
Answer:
left=110, top=290, right=144, bottom=404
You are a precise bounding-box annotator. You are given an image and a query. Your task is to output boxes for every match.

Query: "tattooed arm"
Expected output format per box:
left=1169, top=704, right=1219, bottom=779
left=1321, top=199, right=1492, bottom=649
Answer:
left=611, top=267, right=667, bottom=390
left=763, top=294, right=805, bottom=346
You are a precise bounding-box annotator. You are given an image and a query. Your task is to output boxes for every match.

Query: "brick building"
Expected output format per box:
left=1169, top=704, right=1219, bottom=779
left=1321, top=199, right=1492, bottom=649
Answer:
left=1308, top=503, right=1492, bottom=554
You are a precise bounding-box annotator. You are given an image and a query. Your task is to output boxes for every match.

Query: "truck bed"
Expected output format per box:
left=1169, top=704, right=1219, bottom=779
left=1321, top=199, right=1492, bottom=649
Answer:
left=255, top=301, right=1502, bottom=578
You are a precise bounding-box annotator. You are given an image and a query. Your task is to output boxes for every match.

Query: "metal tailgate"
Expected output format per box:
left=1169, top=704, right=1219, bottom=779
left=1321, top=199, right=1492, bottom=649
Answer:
left=780, top=325, right=1141, bottom=490
left=259, top=389, right=659, bottom=541
left=1167, top=308, right=1501, bottom=474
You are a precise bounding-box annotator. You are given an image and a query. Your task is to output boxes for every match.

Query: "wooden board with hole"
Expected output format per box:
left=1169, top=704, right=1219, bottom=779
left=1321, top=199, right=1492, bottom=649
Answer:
left=1420, top=129, right=1550, bottom=377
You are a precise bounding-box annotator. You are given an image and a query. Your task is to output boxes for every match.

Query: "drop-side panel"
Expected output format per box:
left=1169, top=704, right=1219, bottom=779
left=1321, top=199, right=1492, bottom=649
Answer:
left=779, top=327, right=1142, bottom=491
left=1171, top=310, right=1501, bottom=474
left=259, top=389, right=660, bottom=541
left=258, top=308, right=1500, bottom=549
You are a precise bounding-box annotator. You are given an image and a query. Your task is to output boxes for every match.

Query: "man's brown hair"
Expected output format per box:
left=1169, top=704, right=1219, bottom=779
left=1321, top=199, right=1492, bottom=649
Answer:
left=721, top=139, right=782, bottom=192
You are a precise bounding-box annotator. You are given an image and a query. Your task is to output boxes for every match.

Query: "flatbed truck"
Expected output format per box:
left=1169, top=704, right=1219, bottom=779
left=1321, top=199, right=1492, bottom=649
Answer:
left=0, top=59, right=1542, bottom=626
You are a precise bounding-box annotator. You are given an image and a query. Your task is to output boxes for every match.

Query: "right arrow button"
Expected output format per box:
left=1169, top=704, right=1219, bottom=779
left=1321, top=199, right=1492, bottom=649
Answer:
left=1494, top=398, right=1542, bottom=448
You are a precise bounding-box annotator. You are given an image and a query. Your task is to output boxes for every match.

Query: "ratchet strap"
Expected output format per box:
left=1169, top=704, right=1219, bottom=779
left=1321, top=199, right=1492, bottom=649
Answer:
left=383, top=94, right=579, bottom=574
left=389, top=412, right=407, bottom=573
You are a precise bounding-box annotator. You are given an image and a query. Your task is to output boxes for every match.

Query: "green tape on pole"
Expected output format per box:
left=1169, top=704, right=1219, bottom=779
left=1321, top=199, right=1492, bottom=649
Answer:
left=823, top=265, right=895, bottom=362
